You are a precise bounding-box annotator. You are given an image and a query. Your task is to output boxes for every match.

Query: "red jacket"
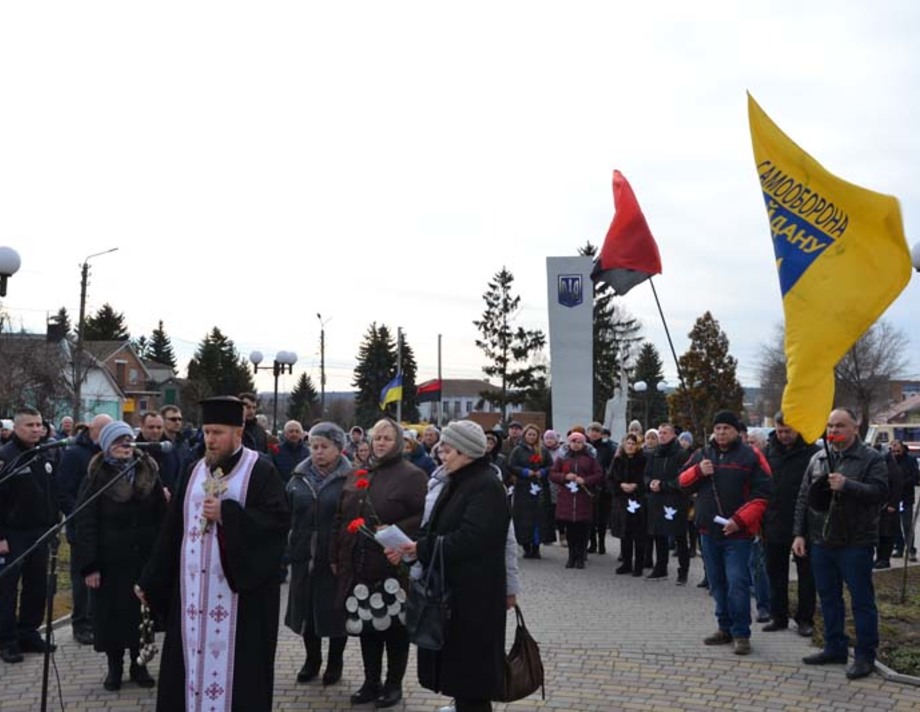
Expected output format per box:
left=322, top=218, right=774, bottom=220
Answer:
left=550, top=451, right=603, bottom=522
left=678, top=439, right=772, bottom=537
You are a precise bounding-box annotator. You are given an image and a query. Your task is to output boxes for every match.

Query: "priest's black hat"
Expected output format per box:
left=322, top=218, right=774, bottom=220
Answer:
left=199, top=396, right=245, bottom=426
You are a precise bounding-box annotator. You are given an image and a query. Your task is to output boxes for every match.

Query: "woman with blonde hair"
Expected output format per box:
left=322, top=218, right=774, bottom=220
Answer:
left=508, top=424, right=554, bottom=558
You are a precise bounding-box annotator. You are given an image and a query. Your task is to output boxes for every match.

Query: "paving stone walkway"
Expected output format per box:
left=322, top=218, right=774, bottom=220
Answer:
left=2, top=537, right=918, bottom=711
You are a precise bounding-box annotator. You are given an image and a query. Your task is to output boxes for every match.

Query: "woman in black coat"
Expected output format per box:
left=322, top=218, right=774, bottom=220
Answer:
left=390, top=420, right=511, bottom=712
left=284, top=422, right=351, bottom=686
left=75, top=421, right=168, bottom=691
left=609, top=434, right=648, bottom=576
left=508, top=424, right=554, bottom=558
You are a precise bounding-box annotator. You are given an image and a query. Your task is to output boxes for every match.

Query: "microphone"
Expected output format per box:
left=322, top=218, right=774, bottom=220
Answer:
left=31, top=437, right=76, bottom=452
left=133, top=441, right=174, bottom=454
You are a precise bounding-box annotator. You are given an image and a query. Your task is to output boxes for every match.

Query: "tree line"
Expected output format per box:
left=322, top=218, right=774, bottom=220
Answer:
left=7, top=256, right=905, bottom=436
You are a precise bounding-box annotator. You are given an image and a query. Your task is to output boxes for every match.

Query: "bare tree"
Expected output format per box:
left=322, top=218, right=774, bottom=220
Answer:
left=0, top=332, right=73, bottom=421
left=835, top=320, right=909, bottom=432
left=758, top=319, right=909, bottom=435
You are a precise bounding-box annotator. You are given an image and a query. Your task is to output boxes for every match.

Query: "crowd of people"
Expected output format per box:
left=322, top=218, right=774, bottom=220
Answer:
left=0, top=397, right=915, bottom=709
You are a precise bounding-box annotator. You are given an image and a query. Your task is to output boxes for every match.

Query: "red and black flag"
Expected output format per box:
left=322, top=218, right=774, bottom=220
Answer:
left=591, top=170, right=662, bottom=295
left=416, top=379, right=442, bottom=403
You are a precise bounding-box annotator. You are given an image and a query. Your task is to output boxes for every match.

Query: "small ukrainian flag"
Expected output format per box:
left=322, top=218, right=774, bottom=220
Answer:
left=379, top=375, right=403, bottom=410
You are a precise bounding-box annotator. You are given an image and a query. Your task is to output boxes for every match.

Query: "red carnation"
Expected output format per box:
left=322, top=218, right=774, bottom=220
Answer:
left=355, top=478, right=370, bottom=490
left=347, top=517, right=366, bottom=535
left=529, top=454, right=542, bottom=465
left=355, top=469, right=369, bottom=477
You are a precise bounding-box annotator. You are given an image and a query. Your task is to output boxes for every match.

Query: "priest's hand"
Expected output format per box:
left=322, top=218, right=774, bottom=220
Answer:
left=202, top=496, right=222, bottom=525
left=649, top=479, right=661, bottom=493
left=85, top=572, right=101, bottom=589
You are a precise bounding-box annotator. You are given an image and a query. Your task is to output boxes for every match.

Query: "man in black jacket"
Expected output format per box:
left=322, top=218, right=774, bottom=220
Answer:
left=761, top=413, right=818, bottom=637
left=890, top=440, right=919, bottom=560
left=240, top=392, right=269, bottom=453
left=57, top=413, right=112, bottom=645
left=646, top=422, right=691, bottom=583
left=0, top=407, right=59, bottom=662
left=793, top=408, right=888, bottom=680
left=587, top=422, right=615, bottom=555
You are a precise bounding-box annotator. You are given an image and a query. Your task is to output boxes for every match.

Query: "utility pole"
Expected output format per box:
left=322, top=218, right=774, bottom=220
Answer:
left=316, top=313, right=328, bottom=416
left=396, top=326, right=403, bottom=423
left=73, top=248, right=118, bottom=422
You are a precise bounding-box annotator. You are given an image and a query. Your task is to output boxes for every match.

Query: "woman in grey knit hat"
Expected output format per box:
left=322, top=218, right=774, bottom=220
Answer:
left=389, top=420, right=512, bottom=712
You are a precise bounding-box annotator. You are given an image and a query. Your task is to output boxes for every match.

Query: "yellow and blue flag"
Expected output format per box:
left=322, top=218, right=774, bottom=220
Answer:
left=748, top=93, right=911, bottom=443
left=379, top=374, right=403, bottom=410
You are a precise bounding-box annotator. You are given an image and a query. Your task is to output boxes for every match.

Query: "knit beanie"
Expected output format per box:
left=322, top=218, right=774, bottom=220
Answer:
left=712, top=410, right=743, bottom=432
left=309, top=421, right=346, bottom=450
left=440, top=420, right=488, bottom=459
left=568, top=431, right=587, bottom=444
left=99, top=421, right=134, bottom=454
left=678, top=431, right=694, bottom=446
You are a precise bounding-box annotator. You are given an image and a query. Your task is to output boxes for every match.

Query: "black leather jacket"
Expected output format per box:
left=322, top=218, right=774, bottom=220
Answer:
left=793, top=440, right=888, bottom=547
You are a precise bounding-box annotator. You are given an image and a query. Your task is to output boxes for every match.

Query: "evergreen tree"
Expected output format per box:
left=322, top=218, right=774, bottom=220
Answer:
left=668, top=311, right=744, bottom=443
left=399, top=331, right=420, bottom=423
left=579, top=242, right=643, bottom=420
left=352, top=323, right=398, bottom=428
left=132, top=334, right=151, bottom=359
left=632, top=341, right=668, bottom=429
left=54, top=307, right=72, bottom=336
left=148, top=320, right=178, bottom=370
left=287, top=372, right=320, bottom=425
left=83, top=303, right=130, bottom=341
left=473, top=267, right=547, bottom=422
left=186, top=327, right=255, bottom=400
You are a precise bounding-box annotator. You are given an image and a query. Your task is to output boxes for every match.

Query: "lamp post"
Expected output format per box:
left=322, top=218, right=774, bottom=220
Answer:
left=0, top=246, right=21, bottom=298
left=73, top=248, right=119, bottom=422
left=633, top=379, right=668, bottom=427
left=250, top=350, right=298, bottom=435
left=316, top=313, right=330, bottom=416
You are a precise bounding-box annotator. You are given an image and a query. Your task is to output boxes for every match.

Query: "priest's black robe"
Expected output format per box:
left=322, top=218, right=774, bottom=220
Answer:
left=138, top=449, right=289, bottom=712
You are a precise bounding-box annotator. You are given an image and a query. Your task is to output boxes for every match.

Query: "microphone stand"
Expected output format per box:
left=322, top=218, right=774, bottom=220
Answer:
left=0, top=453, right=146, bottom=712
left=0, top=446, right=56, bottom=488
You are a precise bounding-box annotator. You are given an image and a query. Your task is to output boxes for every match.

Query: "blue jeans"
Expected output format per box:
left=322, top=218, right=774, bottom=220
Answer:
left=700, top=534, right=753, bottom=639
left=749, top=538, right=771, bottom=616
left=810, top=543, right=878, bottom=662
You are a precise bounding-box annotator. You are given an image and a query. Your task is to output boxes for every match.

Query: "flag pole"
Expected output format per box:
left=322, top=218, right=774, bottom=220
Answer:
left=648, top=277, right=699, bottom=435
left=437, top=333, right=442, bottom=427
left=396, top=327, right=403, bottom=423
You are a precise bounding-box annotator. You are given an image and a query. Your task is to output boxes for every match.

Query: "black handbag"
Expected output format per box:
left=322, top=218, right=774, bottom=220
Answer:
left=405, top=535, right=451, bottom=651
left=495, top=604, right=545, bottom=702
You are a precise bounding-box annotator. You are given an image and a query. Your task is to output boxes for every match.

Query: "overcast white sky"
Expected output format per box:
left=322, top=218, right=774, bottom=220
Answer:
left=2, top=1, right=919, bottom=395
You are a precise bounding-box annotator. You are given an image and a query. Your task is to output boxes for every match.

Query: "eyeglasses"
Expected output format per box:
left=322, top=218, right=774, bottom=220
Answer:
left=166, top=417, right=183, bottom=422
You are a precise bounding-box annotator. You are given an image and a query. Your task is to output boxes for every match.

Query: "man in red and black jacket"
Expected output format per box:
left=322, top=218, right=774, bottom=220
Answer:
left=679, top=410, right=772, bottom=656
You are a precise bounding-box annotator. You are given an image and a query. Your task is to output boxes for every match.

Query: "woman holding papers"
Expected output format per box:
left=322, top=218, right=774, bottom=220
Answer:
left=285, top=422, right=352, bottom=686
left=609, top=433, right=649, bottom=576
left=331, top=418, right=427, bottom=708
left=549, top=431, right=603, bottom=569
left=390, top=420, right=511, bottom=712
left=508, top=423, right=554, bottom=559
